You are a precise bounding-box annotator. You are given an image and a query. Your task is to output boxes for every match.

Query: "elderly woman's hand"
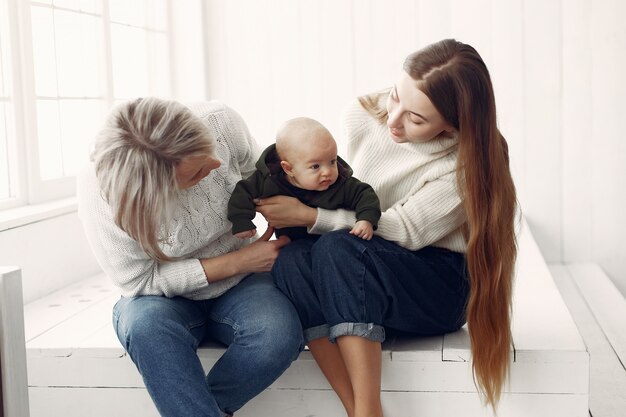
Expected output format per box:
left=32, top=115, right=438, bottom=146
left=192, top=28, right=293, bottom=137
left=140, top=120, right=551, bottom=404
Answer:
left=200, top=227, right=290, bottom=281
left=234, top=226, right=290, bottom=273
left=254, top=195, right=317, bottom=229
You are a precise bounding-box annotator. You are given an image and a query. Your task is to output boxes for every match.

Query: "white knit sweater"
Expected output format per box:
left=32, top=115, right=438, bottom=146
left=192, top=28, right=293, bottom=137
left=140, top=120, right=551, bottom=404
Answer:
left=77, top=101, right=260, bottom=300
left=310, top=99, right=468, bottom=253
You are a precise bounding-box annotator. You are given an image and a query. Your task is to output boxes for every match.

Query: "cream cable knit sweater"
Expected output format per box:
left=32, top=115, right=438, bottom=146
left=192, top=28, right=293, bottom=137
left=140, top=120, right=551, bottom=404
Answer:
left=77, top=101, right=260, bottom=300
left=310, top=99, right=468, bottom=253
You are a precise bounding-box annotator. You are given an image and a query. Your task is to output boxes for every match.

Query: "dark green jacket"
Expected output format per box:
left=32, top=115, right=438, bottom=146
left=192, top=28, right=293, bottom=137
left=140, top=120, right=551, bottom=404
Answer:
left=227, top=144, right=381, bottom=240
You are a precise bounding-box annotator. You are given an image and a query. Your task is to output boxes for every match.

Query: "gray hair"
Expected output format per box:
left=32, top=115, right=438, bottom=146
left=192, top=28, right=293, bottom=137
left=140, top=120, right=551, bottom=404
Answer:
left=91, top=97, right=214, bottom=262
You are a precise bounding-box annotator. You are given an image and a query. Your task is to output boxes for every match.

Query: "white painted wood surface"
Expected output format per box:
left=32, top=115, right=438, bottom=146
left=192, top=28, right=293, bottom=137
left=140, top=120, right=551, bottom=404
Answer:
left=23, top=274, right=117, bottom=342
left=551, top=264, right=626, bottom=417
left=28, top=386, right=588, bottom=417
left=512, top=220, right=587, bottom=362
left=0, top=267, right=30, bottom=417
left=23, top=223, right=589, bottom=416
left=566, top=263, right=626, bottom=376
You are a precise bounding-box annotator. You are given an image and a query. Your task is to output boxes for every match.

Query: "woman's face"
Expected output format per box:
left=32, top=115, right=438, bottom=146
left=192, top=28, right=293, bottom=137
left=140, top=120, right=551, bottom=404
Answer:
left=386, top=71, right=454, bottom=143
left=176, top=154, right=221, bottom=189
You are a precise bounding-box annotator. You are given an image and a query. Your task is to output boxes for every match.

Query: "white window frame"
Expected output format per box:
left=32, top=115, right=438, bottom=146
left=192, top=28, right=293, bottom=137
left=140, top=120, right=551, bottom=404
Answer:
left=0, top=0, right=28, bottom=211
left=0, top=0, right=175, bottom=212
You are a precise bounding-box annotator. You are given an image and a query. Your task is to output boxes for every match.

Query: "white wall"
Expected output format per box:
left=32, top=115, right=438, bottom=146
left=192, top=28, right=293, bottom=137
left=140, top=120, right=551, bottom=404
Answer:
left=590, top=0, right=626, bottom=295
left=202, top=0, right=626, bottom=295
left=0, top=213, right=101, bottom=304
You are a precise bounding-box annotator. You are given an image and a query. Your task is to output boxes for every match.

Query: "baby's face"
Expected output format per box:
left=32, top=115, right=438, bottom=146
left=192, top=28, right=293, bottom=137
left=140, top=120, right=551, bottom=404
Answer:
left=285, top=134, right=339, bottom=191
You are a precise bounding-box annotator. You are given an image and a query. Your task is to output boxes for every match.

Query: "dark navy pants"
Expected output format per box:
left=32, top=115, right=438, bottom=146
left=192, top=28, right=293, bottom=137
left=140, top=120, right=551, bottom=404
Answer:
left=272, top=230, right=469, bottom=343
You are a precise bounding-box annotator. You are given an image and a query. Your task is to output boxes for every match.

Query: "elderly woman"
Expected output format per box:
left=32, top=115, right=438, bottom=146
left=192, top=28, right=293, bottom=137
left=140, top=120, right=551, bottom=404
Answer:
left=77, top=98, right=303, bottom=417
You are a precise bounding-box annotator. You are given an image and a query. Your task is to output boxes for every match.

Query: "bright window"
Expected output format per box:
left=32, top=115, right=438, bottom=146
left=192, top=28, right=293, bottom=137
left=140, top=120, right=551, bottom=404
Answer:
left=0, top=0, right=18, bottom=207
left=0, top=0, right=172, bottom=209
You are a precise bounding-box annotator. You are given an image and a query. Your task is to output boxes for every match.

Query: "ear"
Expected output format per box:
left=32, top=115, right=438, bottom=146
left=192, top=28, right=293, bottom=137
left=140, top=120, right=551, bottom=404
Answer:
left=444, top=121, right=457, bottom=134
left=280, top=160, right=294, bottom=176
left=208, top=156, right=221, bottom=170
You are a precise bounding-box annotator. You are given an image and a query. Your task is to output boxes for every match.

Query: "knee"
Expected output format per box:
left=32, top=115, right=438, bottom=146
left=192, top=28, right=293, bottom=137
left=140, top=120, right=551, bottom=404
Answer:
left=114, top=297, right=186, bottom=351
left=265, top=299, right=304, bottom=354
left=241, top=297, right=304, bottom=364
left=119, top=304, right=157, bottom=345
left=269, top=312, right=304, bottom=360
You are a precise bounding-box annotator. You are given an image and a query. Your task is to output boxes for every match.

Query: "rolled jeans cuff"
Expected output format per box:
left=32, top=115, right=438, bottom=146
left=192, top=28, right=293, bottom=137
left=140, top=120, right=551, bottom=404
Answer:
left=303, top=324, right=330, bottom=343
left=329, top=322, right=385, bottom=343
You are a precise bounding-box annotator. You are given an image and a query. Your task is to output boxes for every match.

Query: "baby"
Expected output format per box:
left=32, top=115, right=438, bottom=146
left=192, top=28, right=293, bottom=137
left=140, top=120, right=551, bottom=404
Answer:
left=227, top=117, right=381, bottom=240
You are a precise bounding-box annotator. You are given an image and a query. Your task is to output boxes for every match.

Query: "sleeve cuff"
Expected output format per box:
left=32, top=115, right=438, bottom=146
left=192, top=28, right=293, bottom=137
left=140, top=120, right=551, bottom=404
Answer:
left=157, top=258, right=209, bottom=296
left=308, top=208, right=356, bottom=235
left=356, top=209, right=381, bottom=229
left=230, top=218, right=257, bottom=235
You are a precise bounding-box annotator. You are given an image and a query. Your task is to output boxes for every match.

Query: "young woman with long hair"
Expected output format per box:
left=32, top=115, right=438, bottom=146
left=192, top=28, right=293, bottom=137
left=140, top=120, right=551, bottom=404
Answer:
left=256, top=39, right=518, bottom=417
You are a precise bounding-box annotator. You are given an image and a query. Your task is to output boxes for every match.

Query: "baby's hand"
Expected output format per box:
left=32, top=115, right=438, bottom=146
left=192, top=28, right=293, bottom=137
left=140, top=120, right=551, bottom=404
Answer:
left=350, top=220, right=374, bottom=240
left=234, top=229, right=256, bottom=239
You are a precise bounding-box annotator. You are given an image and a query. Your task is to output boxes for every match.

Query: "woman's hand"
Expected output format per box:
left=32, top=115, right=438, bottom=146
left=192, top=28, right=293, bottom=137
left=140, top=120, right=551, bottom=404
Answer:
left=234, top=229, right=256, bottom=239
left=232, top=226, right=290, bottom=273
left=255, top=195, right=317, bottom=229
left=200, top=227, right=290, bottom=281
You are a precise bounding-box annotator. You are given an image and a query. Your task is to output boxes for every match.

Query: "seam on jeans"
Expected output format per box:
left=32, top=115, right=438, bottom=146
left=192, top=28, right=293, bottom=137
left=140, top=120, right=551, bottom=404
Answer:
left=112, top=301, right=130, bottom=348
left=112, top=311, right=128, bottom=348
left=185, top=320, right=206, bottom=332
left=158, top=301, right=207, bottom=331
left=357, top=248, right=367, bottom=322
left=207, top=313, right=240, bottom=333
left=151, top=301, right=207, bottom=352
left=183, top=310, right=207, bottom=331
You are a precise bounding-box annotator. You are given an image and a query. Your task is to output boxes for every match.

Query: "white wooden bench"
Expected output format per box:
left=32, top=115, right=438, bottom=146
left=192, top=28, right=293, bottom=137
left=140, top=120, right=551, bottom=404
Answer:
left=24, top=221, right=589, bottom=417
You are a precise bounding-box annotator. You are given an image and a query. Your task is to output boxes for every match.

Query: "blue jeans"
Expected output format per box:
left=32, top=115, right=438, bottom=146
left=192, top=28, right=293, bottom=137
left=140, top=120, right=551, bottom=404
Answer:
left=273, top=231, right=468, bottom=343
left=112, top=273, right=303, bottom=417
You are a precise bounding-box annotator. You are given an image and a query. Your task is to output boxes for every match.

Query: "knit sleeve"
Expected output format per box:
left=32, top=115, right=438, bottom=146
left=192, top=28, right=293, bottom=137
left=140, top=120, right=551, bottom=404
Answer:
left=308, top=207, right=356, bottom=235
left=77, top=166, right=210, bottom=298
left=375, top=172, right=466, bottom=250
left=311, top=172, right=466, bottom=251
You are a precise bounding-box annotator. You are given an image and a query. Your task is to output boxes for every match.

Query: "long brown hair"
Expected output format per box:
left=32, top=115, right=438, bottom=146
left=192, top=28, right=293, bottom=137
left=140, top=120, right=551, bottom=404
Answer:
left=91, top=97, right=215, bottom=262
left=362, top=39, right=518, bottom=408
